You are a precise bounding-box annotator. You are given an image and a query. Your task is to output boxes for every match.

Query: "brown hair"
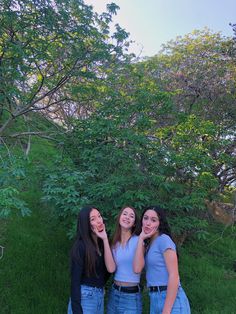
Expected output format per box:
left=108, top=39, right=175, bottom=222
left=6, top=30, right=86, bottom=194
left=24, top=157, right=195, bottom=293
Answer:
left=111, top=206, right=141, bottom=248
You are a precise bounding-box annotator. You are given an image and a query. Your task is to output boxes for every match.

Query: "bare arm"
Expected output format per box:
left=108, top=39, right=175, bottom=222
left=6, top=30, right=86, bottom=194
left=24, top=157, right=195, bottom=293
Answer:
left=133, top=233, right=145, bottom=273
left=133, top=227, right=157, bottom=273
left=162, top=249, right=179, bottom=314
left=93, top=224, right=116, bottom=273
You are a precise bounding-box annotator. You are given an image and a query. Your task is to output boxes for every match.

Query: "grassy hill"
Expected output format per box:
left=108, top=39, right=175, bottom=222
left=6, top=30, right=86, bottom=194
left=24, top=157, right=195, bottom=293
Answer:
left=0, top=118, right=236, bottom=314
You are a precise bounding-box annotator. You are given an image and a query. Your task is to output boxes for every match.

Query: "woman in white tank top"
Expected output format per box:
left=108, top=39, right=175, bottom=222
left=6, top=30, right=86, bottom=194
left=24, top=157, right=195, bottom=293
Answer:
left=107, top=206, right=142, bottom=314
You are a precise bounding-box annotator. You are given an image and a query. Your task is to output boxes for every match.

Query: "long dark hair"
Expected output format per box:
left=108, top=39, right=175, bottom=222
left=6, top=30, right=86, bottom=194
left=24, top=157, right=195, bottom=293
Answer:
left=71, top=206, right=103, bottom=276
left=111, top=206, right=141, bottom=248
left=141, top=205, right=172, bottom=238
left=142, top=205, right=179, bottom=257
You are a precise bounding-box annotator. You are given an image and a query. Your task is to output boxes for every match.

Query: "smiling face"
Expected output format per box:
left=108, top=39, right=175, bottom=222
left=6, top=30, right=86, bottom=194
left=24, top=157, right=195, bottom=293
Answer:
left=90, top=208, right=104, bottom=232
left=142, top=209, right=160, bottom=235
left=119, top=207, right=136, bottom=230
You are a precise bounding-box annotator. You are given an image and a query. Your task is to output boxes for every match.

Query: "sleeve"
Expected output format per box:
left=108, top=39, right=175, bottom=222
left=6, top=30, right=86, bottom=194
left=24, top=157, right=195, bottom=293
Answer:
left=71, top=242, right=85, bottom=314
left=158, top=234, right=176, bottom=254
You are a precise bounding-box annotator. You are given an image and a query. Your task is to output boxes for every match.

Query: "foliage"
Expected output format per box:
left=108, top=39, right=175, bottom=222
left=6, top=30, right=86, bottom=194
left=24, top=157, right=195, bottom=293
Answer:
left=149, top=29, right=236, bottom=125
left=0, top=150, right=30, bottom=217
left=142, top=29, right=236, bottom=191
left=41, top=62, right=224, bottom=236
left=0, top=187, right=30, bottom=217
left=42, top=161, right=91, bottom=237
left=0, top=0, right=131, bottom=142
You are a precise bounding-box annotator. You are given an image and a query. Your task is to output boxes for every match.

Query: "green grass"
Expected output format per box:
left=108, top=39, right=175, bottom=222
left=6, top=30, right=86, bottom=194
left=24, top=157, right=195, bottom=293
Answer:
left=0, top=195, right=71, bottom=314
left=0, top=135, right=72, bottom=314
left=179, top=224, right=236, bottom=314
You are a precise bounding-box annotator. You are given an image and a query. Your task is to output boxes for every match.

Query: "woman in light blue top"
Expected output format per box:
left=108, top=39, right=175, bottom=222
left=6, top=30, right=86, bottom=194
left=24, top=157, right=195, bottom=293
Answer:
left=107, top=206, right=142, bottom=314
left=133, top=206, right=191, bottom=314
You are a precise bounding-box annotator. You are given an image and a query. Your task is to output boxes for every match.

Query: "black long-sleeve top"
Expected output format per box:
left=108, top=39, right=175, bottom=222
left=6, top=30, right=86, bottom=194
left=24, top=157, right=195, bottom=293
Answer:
left=70, top=240, right=108, bottom=314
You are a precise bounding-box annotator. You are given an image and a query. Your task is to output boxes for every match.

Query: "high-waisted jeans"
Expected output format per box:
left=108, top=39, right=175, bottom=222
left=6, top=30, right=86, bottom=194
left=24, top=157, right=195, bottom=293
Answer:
left=149, top=286, right=191, bottom=314
left=68, top=285, right=104, bottom=314
left=107, top=284, right=142, bottom=314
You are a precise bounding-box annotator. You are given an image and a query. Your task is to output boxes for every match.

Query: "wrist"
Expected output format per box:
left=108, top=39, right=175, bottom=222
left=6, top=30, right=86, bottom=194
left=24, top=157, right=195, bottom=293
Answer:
left=139, top=236, right=145, bottom=243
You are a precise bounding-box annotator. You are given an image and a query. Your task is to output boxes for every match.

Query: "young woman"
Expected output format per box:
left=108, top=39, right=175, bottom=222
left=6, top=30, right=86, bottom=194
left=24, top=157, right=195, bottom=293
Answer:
left=133, top=206, right=191, bottom=314
left=68, top=206, right=115, bottom=314
left=107, top=206, right=142, bottom=314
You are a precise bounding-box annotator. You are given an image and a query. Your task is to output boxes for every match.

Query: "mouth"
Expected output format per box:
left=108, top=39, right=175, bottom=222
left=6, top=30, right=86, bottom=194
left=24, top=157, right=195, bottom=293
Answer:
left=97, top=225, right=104, bottom=232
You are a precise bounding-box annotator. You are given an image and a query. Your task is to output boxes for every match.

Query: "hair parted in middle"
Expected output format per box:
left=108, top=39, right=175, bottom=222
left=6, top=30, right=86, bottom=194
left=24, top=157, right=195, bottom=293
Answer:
left=71, top=205, right=103, bottom=276
left=141, top=205, right=172, bottom=238
left=111, top=206, right=141, bottom=248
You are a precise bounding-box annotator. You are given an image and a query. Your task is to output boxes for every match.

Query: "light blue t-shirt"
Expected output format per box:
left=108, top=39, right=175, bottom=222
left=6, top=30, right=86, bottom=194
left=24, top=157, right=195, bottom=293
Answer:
left=112, top=235, right=141, bottom=283
left=145, top=234, right=177, bottom=287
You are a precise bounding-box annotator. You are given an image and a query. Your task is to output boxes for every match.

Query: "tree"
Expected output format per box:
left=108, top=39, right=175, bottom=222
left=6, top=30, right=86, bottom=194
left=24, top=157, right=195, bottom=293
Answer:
left=0, top=0, right=130, bottom=144
left=141, top=29, right=236, bottom=191
left=42, top=63, right=221, bottom=238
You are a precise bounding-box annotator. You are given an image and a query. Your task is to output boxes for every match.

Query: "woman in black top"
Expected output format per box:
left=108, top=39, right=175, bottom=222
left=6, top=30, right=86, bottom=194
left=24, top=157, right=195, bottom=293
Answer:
left=68, top=206, right=115, bottom=314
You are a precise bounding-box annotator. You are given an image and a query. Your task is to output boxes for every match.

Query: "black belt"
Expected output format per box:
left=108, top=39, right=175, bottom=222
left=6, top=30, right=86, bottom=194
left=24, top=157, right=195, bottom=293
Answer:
left=113, top=283, right=141, bottom=293
left=149, top=286, right=167, bottom=292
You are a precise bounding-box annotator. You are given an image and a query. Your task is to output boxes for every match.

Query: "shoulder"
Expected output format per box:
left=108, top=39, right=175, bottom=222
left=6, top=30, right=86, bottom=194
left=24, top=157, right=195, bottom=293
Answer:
left=130, top=235, right=139, bottom=243
left=155, top=234, right=176, bottom=252
left=127, top=235, right=139, bottom=248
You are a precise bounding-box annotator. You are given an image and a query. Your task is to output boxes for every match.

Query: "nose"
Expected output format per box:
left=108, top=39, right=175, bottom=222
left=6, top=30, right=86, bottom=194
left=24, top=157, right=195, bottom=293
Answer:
left=146, top=219, right=151, bottom=226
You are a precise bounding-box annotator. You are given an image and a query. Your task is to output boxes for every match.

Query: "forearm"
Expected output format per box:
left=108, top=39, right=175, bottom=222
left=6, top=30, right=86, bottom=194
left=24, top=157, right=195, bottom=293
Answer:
left=162, top=274, right=179, bottom=314
left=103, top=238, right=116, bottom=273
left=133, top=236, right=145, bottom=273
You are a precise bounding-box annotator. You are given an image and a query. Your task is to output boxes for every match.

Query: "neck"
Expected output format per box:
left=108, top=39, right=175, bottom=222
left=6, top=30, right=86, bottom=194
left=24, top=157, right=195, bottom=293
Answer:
left=120, top=228, right=132, bottom=245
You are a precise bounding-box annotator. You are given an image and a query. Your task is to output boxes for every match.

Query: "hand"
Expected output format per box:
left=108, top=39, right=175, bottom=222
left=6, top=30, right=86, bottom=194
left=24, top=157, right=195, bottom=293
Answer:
left=140, top=226, right=157, bottom=240
left=92, top=224, right=108, bottom=240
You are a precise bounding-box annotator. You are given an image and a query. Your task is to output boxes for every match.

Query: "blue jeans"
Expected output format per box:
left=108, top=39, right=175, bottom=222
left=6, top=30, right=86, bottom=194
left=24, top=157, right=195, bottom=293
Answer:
left=149, top=286, right=191, bottom=314
left=107, top=285, right=142, bottom=314
left=68, top=285, right=104, bottom=314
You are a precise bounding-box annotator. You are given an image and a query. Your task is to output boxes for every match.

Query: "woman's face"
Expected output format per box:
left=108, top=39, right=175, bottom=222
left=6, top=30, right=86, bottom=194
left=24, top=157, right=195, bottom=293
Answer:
left=119, top=207, right=136, bottom=230
left=90, top=208, right=104, bottom=232
left=142, top=209, right=160, bottom=234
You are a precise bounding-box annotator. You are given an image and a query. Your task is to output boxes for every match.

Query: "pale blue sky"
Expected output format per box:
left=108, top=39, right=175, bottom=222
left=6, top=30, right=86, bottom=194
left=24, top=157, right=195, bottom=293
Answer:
left=85, top=0, right=236, bottom=57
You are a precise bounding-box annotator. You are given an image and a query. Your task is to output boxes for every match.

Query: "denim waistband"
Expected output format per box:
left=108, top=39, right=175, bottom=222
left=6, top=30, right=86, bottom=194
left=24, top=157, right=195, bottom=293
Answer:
left=81, top=284, right=104, bottom=291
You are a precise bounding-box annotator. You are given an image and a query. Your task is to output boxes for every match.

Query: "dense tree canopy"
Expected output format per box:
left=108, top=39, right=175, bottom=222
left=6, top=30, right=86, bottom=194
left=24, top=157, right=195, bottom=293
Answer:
left=1, top=1, right=235, bottom=238
left=140, top=30, right=236, bottom=191
left=0, top=0, right=130, bottom=140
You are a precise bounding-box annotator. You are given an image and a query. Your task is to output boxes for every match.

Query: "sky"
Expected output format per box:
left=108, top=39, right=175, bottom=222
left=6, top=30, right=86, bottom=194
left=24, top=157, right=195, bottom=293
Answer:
left=85, top=0, right=236, bottom=57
